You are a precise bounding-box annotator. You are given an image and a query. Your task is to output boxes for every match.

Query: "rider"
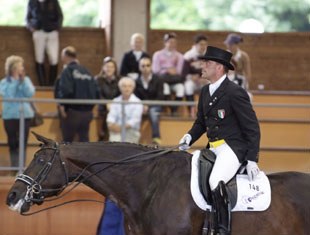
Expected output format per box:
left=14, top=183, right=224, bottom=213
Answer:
left=178, top=46, right=261, bottom=235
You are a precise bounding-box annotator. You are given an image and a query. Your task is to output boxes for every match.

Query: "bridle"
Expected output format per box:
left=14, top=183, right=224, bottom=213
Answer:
left=15, top=142, right=69, bottom=205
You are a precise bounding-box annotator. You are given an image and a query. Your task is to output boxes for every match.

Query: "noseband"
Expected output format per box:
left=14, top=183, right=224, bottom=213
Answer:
left=15, top=143, right=69, bottom=204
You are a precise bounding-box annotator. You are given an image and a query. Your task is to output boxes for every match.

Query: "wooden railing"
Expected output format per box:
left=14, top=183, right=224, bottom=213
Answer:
left=0, top=90, right=309, bottom=174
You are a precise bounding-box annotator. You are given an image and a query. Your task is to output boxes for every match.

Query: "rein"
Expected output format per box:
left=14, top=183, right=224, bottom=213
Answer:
left=18, top=143, right=182, bottom=216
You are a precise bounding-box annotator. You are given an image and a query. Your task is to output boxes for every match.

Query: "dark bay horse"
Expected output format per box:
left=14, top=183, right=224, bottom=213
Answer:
left=6, top=134, right=310, bottom=235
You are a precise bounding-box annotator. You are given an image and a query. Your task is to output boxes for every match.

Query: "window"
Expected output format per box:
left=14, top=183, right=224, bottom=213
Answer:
left=0, top=0, right=102, bottom=27
left=150, top=0, right=310, bottom=32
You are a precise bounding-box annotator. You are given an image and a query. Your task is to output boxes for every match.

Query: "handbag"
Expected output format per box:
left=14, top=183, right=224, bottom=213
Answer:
left=29, top=103, right=44, bottom=127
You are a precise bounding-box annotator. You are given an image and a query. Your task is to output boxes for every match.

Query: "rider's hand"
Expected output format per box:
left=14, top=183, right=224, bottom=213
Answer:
left=246, top=160, right=260, bottom=181
left=179, top=134, right=192, bottom=151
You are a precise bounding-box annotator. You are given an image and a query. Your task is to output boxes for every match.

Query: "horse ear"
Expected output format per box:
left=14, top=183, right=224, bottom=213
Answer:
left=31, top=131, right=56, bottom=146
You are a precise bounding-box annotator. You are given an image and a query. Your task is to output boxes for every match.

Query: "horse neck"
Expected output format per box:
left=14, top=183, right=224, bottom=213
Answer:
left=60, top=142, right=159, bottom=198
left=60, top=142, right=192, bottom=219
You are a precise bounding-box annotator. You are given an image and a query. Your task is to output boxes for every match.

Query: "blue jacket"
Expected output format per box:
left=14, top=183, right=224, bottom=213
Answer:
left=57, top=61, right=99, bottom=111
left=0, top=76, right=35, bottom=119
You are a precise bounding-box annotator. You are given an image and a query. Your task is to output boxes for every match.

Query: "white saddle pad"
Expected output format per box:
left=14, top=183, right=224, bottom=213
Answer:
left=190, top=150, right=271, bottom=212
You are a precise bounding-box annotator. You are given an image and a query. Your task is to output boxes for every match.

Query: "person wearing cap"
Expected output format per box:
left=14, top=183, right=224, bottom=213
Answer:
left=95, top=57, right=121, bottom=141
left=152, top=32, right=185, bottom=116
left=178, top=46, right=260, bottom=235
left=224, top=33, right=252, bottom=91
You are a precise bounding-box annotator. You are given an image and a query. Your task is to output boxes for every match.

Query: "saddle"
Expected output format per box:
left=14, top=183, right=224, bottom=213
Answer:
left=198, top=148, right=240, bottom=208
left=195, top=149, right=271, bottom=235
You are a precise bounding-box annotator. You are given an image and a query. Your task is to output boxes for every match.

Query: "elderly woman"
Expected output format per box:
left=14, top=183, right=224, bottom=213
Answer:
left=120, top=33, right=150, bottom=79
left=0, top=55, right=35, bottom=172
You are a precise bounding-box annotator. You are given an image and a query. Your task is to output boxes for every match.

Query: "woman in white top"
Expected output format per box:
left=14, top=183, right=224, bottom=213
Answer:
left=107, top=77, right=143, bottom=143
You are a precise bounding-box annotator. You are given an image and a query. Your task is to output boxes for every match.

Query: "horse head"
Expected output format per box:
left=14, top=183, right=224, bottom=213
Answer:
left=6, top=132, right=69, bottom=214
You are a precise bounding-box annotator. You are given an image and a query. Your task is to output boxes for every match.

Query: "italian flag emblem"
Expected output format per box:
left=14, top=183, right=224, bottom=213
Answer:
left=218, top=109, right=225, bottom=119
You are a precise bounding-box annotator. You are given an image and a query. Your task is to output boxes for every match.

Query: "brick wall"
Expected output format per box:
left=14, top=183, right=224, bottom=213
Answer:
left=0, top=26, right=107, bottom=85
left=0, top=27, right=309, bottom=91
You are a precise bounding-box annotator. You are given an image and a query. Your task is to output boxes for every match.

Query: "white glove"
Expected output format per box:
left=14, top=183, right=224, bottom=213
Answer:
left=179, top=134, right=192, bottom=151
left=246, top=160, right=260, bottom=181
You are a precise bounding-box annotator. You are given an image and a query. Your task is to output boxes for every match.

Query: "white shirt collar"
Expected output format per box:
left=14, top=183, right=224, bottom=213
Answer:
left=209, top=74, right=226, bottom=96
left=133, top=50, right=143, bottom=61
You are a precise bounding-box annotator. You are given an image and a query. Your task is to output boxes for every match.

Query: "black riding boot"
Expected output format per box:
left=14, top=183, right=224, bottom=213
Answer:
left=35, top=62, right=46, bottom=86
left=49, top=64, right=58, bottom=86
left=211, top=181, right=231, bottom=235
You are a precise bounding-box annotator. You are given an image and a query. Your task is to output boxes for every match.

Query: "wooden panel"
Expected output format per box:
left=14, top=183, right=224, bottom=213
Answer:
left=0, top=178, right=104, bottom=235
left=0, top=118, right=100, bottom=143
left=253, top=94, right=310, bottom=104
left=254, top=107, right=310, bottom=120
left=260, top=122, right=310, bottom=148
left=258, top=151, right=310, bottom=173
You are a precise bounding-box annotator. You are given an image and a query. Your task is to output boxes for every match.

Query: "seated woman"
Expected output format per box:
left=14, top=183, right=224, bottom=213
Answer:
left=96, top=57, right=120, bottom=141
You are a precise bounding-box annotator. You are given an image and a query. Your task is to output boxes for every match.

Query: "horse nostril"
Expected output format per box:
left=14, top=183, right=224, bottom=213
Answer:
left=6, top=191, right=17, bottom=205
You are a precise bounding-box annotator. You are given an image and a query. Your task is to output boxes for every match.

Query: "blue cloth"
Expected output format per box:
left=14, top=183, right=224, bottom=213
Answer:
left=97, top=199, right=125, bottom=235
left=0, top=76, right=35, bottom=119
left=149, top=105, right=162, bottom=138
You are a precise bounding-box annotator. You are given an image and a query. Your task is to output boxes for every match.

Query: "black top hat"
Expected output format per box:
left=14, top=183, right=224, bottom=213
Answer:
left=198, top=46, right=234, bottom=70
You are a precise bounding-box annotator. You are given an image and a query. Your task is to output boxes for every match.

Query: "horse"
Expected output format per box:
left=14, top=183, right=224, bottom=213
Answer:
left=6, top=133, right=310, bottom=235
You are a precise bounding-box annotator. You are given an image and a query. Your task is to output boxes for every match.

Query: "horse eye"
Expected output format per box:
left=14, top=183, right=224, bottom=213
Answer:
left=36, top=157, right=45, bottom=164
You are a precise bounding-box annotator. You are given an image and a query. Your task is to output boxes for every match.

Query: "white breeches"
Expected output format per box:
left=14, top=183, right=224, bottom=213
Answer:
left=209, top=142, right=241, bottom=190
left=163, top=83, right=185, bottom=97
left=32, top=30, right=59, bottom=65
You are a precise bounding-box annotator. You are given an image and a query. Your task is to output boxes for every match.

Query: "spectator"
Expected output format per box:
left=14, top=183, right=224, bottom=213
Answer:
left=107, top=77, right=143, bottom=143
left=56, top=46, right=99, bottom=142
left=26, top=0, right=63, bottom=86
left=97, top=77, right=143, bottom=235
left=224, top=33, right=251, bottom=91
left=183, top=34, right=209, bottom=117
left=0, top=55, right=35, bottom=173
left=152, top=32, right=185, bottom=116
left=95, top=57, right=120, bottom=141
left=120, top=33, right=149, bottom=79
left=135, top=57, right=164, bottom=145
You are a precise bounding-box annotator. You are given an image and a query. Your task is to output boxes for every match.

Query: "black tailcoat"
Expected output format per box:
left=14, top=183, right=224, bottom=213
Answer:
left=120, top=50, right=149, bottom=76
left=188, top=77, right=260, bottom=163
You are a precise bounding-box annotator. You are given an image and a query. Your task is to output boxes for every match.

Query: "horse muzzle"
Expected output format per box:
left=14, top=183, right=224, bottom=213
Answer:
left=6, top=190, right=31, bottom=213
